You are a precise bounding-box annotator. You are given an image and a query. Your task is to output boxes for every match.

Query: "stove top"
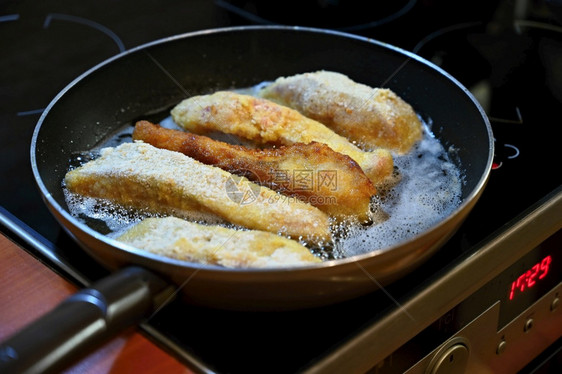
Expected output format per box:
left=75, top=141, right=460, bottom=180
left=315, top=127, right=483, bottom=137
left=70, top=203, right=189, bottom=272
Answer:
left=1, top=1, right=561, bottom=373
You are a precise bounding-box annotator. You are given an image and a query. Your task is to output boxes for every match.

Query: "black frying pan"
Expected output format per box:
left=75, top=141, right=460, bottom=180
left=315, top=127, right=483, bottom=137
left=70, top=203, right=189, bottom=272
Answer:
left=1, top=26, right=493, bottom=373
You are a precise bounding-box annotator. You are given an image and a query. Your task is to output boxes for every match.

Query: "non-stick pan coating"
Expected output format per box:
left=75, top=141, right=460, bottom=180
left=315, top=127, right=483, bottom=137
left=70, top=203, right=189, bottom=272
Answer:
left=31, top=26, right=493, bottom=310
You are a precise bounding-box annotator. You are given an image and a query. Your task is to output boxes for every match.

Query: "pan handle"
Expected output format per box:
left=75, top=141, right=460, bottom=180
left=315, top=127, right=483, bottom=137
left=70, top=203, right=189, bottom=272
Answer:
left=0, top=266, right=175, bottom=374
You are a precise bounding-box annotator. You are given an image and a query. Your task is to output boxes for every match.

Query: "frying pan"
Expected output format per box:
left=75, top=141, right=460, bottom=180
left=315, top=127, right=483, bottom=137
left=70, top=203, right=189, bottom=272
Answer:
left=2, top=26, right=492, bottom=373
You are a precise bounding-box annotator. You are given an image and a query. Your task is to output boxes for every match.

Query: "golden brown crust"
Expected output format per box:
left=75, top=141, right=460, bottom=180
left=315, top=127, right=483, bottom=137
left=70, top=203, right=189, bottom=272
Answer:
left=170, top=91, right=394, bottom=186
left=64, top=142, right=332, bottom=241
left=117, top=217, right=321, bottom=268
left=259, top=70, right=423, bottom=154
left=133, top=121, right=377, bottom=222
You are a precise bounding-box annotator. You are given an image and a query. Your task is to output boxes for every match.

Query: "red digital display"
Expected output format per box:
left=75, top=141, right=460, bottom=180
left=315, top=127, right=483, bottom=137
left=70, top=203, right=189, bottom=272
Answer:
left=509, top=255, right=552, bottom=300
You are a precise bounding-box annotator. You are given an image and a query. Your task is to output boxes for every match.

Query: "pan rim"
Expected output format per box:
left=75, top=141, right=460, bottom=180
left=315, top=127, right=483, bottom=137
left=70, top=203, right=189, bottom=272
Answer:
left=30, top=25, right=494, bottom=274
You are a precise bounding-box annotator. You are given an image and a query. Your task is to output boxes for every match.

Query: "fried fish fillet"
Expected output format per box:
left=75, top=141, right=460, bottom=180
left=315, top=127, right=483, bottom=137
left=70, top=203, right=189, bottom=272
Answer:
left=133, top=120, right=377, bottom=222
left=64, top=142, right=331, bottom=241
left=117, top=217, right=321, bottom=268
left=170, top=91, right=394, bottom=186
left=259, top=70, right=423, bottom=154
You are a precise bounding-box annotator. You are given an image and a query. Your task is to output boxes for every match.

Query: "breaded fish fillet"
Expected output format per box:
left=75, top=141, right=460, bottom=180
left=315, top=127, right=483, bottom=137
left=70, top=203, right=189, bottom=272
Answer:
left=117, top=217, right=321, bottom=268
left=259, top=70, right=423, bottom=154
left=133, top=121, right=377, bottom=222
left=64, top=142, right=331, bottom=241
left=170, top=91, right=394, bottom=186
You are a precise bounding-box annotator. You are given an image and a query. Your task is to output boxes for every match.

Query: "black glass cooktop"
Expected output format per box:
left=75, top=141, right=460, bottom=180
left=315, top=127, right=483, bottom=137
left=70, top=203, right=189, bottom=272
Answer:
left=1, top=1, right=561, bottom=372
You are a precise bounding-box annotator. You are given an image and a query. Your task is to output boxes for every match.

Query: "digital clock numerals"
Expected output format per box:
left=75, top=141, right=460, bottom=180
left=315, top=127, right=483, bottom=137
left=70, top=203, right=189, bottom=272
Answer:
left=509, top=255, right=552, bottom=300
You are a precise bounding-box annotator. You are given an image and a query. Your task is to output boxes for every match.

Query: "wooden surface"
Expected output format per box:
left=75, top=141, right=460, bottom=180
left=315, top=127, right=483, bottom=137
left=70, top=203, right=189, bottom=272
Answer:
left=0, top=233, right=193, bottom=374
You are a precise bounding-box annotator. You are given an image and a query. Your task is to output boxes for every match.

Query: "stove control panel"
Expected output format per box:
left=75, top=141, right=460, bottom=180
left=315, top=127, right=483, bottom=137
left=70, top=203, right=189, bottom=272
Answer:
left=365, top=226, right=562, bottom=374
left=405, top=282, right=562, bottom=373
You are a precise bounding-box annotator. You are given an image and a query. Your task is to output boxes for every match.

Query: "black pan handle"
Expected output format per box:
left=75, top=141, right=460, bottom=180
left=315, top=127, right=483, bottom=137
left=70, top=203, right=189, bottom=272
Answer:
left=0, top=266, right=175, bottom=374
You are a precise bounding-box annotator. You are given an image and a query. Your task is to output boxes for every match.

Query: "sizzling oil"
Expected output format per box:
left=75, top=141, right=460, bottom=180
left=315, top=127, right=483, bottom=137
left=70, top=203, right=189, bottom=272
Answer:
left=64, top=90, right=463, bottom=261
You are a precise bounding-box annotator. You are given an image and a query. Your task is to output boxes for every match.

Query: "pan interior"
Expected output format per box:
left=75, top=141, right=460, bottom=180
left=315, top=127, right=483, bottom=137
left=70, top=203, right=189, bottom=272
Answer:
left=32, top=27, right=492, bottom=267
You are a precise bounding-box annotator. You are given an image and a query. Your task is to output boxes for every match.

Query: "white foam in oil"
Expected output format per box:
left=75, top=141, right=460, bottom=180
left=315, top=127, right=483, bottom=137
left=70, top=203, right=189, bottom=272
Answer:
left=336, top=124, right=463, bottom=257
